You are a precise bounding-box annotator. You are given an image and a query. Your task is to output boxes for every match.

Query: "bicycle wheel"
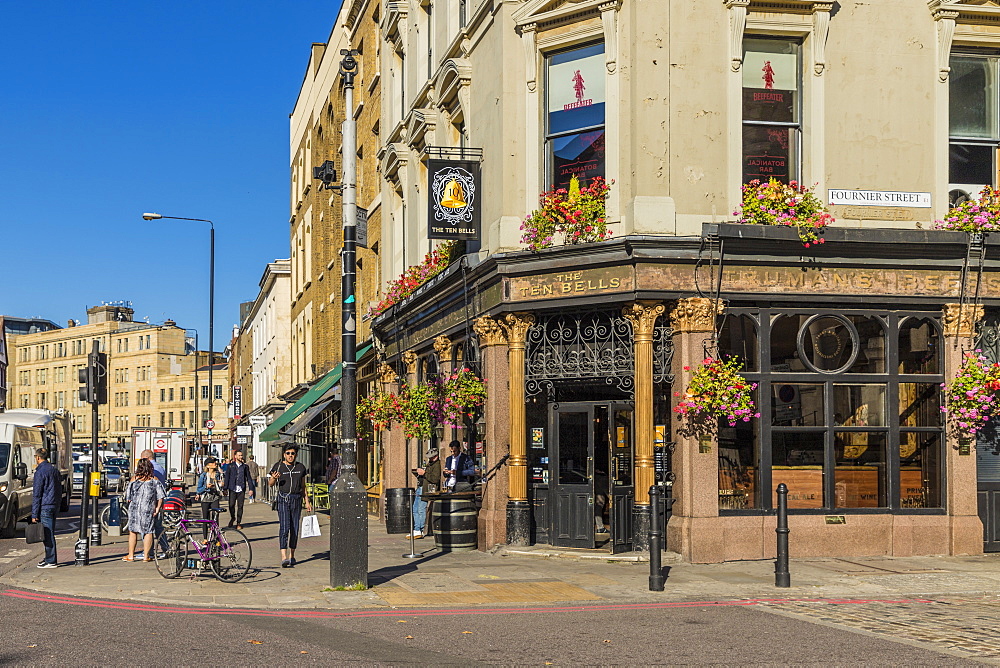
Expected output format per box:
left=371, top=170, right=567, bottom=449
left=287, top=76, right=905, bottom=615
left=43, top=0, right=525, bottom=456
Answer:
left=209, top=528, right=252, bottom=583
left=154, top=530, right=188, bottom=579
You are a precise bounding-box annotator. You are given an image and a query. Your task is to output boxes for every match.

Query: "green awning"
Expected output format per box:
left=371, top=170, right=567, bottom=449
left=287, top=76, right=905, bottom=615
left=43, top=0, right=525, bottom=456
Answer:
left=259, top=343, right=373, bottom=442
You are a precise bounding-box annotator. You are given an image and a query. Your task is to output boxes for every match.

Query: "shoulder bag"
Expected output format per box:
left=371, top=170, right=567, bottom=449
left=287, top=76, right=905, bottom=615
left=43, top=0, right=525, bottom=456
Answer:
left=25, top=522, right=44, bottom=544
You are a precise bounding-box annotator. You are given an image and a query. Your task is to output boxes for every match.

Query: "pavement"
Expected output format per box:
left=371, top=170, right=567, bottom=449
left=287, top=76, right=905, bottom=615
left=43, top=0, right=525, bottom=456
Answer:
left=6, top=499, right=1000, bottom=613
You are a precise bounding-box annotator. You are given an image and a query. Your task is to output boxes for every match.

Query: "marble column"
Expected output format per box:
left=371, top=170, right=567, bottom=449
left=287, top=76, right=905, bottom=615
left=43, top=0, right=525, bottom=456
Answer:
left=666, top=298, right=725, bottom=562
left=622, top=301, right=665, bottom=549
left=500, top=312, right=535, bottom=546
left=473, top=316, right=510, bottom=550
left=433, top=335, right=453, bottom=444
left=942, top=303, right=985, bottom=556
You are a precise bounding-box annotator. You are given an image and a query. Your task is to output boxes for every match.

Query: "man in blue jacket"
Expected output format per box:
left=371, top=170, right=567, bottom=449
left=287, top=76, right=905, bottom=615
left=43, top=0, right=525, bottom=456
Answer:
left=222, top=450, right=256, bottom=530
left=31, top=448, right=61, bottom=568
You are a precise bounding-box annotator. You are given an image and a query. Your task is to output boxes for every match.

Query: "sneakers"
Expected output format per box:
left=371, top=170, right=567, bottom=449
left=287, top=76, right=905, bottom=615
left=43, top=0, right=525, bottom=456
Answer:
left=281, top=559, right=291, bottom=568
left=408, top=530, right=424, bottom=538
left=36, top=562, right=57, bottom=569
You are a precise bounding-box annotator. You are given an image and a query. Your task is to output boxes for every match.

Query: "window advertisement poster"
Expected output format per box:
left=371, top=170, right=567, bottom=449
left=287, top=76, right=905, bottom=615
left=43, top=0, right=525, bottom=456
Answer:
left=547, top=43, right=605, bottom=135
left=426, top=158, right=481, bottom=240
left=743, top=125, right=792, bottom=183
left=741, top=48, right=797, bottom=122
left=552, top=130, right=606, bottom=190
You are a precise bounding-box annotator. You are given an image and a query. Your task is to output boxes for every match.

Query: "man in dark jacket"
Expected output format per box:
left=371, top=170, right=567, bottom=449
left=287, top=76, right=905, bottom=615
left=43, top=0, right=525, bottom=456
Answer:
left=222, top=450, right=256, bottom=529
left=31, top=448, right=61, bottom=568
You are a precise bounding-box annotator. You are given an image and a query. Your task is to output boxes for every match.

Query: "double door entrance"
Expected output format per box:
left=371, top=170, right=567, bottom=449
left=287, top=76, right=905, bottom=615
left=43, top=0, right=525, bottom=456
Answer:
left=548, top=402, right=634, bottom=552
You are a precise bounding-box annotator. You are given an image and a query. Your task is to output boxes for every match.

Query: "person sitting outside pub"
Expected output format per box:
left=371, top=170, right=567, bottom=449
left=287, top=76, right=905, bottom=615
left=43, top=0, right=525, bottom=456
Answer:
left=411, top=447, right=440, bottom=539
left=443, top=440, right=477, bottom=492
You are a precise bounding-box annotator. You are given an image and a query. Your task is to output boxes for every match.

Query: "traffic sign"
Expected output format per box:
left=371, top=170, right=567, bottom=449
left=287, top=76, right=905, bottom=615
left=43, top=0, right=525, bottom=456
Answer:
left=236, top=436, right=248, bottom=445
left=204, top=419, right=215, bottom=430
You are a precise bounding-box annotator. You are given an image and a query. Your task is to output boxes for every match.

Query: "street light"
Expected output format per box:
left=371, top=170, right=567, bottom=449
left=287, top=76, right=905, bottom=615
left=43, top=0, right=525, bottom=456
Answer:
left=142, top=213, right=216, bottom=449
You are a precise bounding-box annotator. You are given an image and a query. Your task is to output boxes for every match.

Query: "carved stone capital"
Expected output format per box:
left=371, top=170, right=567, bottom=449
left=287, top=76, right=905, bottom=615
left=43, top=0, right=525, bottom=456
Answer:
left=670, top=298, right=724, bottom=334
left=622, top=301, right=665, bottom=339
left=377, top=363, right=397, bottom=385
left=725, top=0, right=750, bottom=72
left=402, top=350, right=418, bottom=374
left=474, top=316, right=508, bottom=348
left=433, top=334, right=452, bottom=359
left=500, top=312, right=536, bottom=346
left=943, top=303, right=984, bottom=338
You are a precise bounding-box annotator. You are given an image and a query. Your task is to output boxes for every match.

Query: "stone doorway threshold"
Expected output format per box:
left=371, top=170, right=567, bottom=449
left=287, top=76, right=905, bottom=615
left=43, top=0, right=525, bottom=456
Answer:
left=494, top=544, right=684, bottom=563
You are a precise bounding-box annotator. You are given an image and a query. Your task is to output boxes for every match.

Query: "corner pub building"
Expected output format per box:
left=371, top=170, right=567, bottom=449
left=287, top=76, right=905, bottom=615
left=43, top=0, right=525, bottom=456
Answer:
left=366, top=0, right=1000, bottom=561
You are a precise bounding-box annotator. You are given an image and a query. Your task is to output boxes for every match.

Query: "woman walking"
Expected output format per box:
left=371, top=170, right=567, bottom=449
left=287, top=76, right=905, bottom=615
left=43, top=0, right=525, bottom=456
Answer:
left=268, top=446, right=312, bottom=568
left=122, top=458, right=165, bottom=562
left=197, top=457, right=225, bottom=539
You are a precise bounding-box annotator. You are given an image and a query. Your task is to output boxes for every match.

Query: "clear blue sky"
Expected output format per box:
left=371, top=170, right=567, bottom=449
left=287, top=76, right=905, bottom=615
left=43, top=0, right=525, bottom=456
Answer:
left=0, top=2, right=337, bottom=347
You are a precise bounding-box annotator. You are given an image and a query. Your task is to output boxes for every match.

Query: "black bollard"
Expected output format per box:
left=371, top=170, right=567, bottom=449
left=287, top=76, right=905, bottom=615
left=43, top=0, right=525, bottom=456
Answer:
left=775, top=482, right=790, bottom=588
left=75, top=463, right=91, bottom=566
left=648, top=485, right=664, bottom=591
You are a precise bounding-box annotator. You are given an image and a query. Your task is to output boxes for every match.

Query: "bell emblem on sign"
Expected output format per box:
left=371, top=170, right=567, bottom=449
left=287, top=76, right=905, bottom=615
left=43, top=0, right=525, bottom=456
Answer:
left=440, top=179, right=467, bottom=209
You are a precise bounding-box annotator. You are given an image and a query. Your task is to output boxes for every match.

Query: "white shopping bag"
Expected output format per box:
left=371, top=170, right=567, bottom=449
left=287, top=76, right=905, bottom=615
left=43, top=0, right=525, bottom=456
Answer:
left=300, top=513, right=321, bottom=539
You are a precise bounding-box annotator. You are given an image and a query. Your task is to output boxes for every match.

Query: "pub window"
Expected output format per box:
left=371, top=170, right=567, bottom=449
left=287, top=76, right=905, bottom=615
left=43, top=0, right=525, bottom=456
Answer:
left=742, top=38, right=801, bottom=184
left=718, top=309, right=943, bottom=512
left=545, top=42, right=606, bottom=191
left=948, top=54, right=1000, bottom=206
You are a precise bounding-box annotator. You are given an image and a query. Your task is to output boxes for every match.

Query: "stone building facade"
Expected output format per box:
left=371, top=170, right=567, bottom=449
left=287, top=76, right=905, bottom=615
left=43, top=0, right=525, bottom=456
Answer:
left=350, top=0, right=1000, bottom=561
left=6, top=305, right=229, bottom=454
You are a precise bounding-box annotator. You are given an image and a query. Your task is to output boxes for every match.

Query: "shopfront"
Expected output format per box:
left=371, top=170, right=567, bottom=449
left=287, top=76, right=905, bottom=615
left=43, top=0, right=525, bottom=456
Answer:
left=372, top=226, right=999, bottom=561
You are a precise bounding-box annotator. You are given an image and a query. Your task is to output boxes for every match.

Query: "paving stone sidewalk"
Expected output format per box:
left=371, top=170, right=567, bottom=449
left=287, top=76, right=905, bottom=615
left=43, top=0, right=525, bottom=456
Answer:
left=7, top=500, right=1000, bottom=611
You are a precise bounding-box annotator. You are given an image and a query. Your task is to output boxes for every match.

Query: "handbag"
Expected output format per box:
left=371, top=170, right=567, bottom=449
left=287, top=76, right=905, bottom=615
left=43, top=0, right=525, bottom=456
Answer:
left=300, top=513, right=321, bottom=539
left=25, top=522, right=44, bottom=544
left=201, top=473, right=222, bottom=503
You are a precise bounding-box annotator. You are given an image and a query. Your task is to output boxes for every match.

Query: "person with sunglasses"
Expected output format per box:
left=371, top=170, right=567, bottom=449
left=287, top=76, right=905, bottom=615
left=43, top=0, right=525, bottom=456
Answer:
left=268, top=446, right=312, bottom=568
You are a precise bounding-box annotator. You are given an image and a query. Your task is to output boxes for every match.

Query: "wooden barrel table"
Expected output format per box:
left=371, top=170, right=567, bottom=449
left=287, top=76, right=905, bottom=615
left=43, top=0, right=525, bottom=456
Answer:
left=430, top=493, right=478, bottom=551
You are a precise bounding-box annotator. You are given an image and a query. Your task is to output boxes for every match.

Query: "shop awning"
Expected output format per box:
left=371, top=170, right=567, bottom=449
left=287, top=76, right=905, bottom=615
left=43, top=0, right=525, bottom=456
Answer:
left=258, top=343, right=372, bottom=442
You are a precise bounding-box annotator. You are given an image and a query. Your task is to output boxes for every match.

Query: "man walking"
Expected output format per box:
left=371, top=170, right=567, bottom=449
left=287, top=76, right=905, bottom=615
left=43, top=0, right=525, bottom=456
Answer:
left=31, top=448, right=61, bottom=568
left=246, top=454, right=260, bottom=503
left=223, top=450, right=255, bottom=529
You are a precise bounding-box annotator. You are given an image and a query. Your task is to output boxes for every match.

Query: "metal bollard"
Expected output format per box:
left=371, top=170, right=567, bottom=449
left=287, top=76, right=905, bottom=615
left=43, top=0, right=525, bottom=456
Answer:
left=648, top=484, right=665, bottom=591
left=775, top=482, right=790, bottom=588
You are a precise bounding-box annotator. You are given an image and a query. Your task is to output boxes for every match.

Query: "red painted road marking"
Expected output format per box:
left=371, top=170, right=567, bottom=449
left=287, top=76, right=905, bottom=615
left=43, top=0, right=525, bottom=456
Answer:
left=0, top=588, right=936, bottom=619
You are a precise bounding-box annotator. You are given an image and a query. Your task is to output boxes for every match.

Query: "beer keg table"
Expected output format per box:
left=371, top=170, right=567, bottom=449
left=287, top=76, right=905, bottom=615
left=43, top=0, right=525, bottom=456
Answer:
left=426, top=492, right=478, bottom=551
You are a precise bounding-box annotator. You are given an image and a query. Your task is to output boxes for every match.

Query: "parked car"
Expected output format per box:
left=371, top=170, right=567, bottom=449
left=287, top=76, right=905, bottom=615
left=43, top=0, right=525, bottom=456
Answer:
left=102, top=465, right=126, bottom=494
left=72, top=462, right=86, bottom=494
left=104, top=456, right=131, bottom=473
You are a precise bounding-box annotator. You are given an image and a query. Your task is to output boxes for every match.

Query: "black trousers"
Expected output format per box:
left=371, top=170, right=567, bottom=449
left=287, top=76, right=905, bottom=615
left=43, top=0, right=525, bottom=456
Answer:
left=228, top=490, right=246, bottom=526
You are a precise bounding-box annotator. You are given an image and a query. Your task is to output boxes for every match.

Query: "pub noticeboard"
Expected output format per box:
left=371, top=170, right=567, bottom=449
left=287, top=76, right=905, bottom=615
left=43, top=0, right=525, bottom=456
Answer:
left=427, top=159, right=481, bottom=240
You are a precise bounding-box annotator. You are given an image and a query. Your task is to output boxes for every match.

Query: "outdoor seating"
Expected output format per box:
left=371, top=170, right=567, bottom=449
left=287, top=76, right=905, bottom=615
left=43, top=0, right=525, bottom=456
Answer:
left=311, top=483, right=330, bottom=510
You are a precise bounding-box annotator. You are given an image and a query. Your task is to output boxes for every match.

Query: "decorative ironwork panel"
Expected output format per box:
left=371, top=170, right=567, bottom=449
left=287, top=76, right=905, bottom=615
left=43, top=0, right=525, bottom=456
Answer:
left=977, top=308, right=1000, bottom=472
left=978, top=308, right=1000, bottom=366
left=652, top=321, right=675, bottom=385
left=525, top=310, right=634, bottom=398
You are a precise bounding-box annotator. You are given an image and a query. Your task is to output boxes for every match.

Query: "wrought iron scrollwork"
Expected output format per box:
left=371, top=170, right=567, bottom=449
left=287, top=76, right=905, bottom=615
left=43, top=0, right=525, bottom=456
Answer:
left=525, top=310, right=635, bottom=397
left=652, top=321, right=675, bottom=385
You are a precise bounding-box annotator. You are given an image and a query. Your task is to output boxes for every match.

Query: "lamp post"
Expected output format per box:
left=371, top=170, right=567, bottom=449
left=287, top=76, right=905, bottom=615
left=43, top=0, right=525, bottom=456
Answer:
left=142, top=213, right=215, bottom=449
left=327, top=49, right=368, bottom=589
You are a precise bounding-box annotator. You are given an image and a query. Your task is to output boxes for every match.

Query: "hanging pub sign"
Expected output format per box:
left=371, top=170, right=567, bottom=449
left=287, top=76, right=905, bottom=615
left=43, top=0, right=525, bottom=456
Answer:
left=427, top=158, right=481, bottom=240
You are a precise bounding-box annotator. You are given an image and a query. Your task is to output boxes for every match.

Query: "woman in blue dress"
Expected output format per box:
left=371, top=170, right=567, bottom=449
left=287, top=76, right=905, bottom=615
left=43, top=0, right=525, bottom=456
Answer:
left=122, top=458, right=165, bottom=562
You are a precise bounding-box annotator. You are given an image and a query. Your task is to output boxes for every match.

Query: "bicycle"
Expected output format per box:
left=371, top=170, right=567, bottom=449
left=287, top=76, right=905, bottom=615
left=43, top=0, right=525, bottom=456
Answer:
left=153, top=507, right=252, bottom=583
left=100, top=499, right=129, bottom=533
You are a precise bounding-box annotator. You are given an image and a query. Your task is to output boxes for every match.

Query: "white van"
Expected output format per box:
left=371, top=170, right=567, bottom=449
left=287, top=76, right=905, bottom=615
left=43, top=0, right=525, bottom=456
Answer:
left=0, top=409, right=73, bottom=537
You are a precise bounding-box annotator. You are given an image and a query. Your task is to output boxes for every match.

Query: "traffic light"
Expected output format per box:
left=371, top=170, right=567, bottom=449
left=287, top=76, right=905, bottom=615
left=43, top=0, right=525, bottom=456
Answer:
left=78, top=365, right=95, bottom=404
left=78, top=349, right=108, bottom=405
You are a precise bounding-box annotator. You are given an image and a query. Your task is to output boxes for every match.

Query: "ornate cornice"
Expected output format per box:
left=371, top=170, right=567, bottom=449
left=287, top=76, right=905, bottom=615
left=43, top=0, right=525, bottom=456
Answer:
left=473, top=316, right=508, bottom=348
left=670, top=298, right=724, bottom=334
left=929, top=2, right=1000, bottom=81
left=500, top=312, right=536, bottom=346
left=433, top=334, right=452, bottom=359
left=622, top=301, right=665, bottom=338
left=377, top=362, right=397, bottom=385
left=943, top=303, right=985, bottom=338
left=402, top=350, right=418, bottom=374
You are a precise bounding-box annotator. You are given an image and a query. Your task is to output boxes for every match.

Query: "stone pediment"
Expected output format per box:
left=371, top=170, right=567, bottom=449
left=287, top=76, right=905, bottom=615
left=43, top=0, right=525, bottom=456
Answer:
left=929, top=0, right=1000, bottom=21
left=513, top=0, right=618, bottom=29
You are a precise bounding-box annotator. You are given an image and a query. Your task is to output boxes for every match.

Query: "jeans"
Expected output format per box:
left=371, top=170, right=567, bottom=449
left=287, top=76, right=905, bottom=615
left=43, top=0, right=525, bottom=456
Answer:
left=39, top=506, right=56, bottom=564
left=228, top=490, right=246, bottom=526
left=411, top=488, right=427, bottom=533
left=276, top=493, right=303, bottom=550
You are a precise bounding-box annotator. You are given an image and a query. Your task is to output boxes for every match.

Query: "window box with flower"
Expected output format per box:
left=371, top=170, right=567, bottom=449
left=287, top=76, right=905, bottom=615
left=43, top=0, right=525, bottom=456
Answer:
left=734, top=178, right=834, bottom=248
left=520, top=176, right=613, bottom=251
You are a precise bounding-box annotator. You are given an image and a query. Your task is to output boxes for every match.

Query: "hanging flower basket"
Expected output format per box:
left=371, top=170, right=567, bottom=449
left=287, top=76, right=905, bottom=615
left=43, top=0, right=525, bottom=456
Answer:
left=935, top=186, right=1000, bottom=233
left=368, top=240, right=459, bottom=317
left=429, top=368, right=487, bottom=428
left=734, top=178, right=833, bottom=248
left=357, top=392, right=396, bottom=432
left=941, top=349, right=1000, bottom=438
left=520, top=176, right=613, bottom=251
left=674, top=356, right=760, bottom=427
